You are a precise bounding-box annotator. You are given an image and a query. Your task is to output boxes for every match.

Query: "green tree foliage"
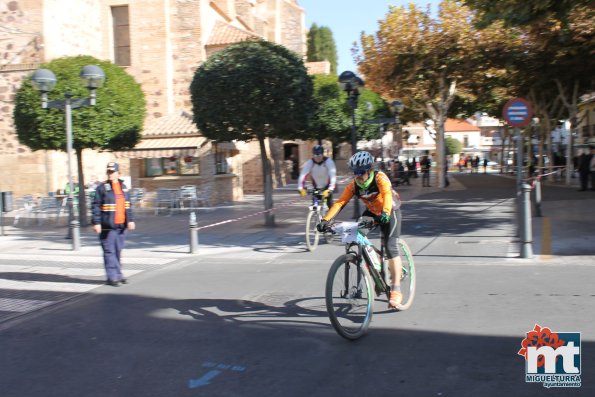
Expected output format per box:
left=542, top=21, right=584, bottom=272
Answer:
left=14, top=55, right=145, bottom=152
left=309, top=75, right=391, bottom=157
left=13, top=55, right=146, bottom=223
left=306, top=23, right=338, bottom=74
left=463, top=0, right=592, bottom=27
left=445, top=136, right=463, bottom=156
left=356, top=0, right=519, bottom=187
left=310, top=74, right=349, bottom=153
left=190, top=40, right=314, bottom=226
left=465, top=1, right=594, bottom=173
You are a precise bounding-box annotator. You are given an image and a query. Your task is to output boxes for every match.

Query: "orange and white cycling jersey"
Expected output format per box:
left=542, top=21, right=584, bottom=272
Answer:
left=323, top=171, right=399, bottom=220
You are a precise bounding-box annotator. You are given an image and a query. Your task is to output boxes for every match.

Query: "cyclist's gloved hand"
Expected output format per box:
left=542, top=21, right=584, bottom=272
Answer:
left=322, top=189, right=330, bottom=198
left=378, top=212, right=390, bottom=224
left=317, top=219, right=329, bottom=232
left=298, top=188, right=306, bottom=197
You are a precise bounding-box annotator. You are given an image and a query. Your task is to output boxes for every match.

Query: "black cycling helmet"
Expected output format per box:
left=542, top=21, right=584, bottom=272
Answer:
left=312, top=145, right=324, bottom=156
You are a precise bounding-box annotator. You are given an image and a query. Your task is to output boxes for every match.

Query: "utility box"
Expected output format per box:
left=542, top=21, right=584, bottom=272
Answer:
left=1, top=191, right=13, bottom=212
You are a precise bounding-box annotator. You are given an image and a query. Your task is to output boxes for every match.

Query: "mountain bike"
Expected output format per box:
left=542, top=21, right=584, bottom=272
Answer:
left=304, top=189, right=332, bottom=251
left=322, top=218, right=416, bottom=340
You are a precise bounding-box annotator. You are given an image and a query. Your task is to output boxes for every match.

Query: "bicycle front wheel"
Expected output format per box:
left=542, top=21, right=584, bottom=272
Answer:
left=396, top=239, right=416, bottom=311
left=325, top=254, right=374, bottom=340
left=305, top=210, right=320, bottom=251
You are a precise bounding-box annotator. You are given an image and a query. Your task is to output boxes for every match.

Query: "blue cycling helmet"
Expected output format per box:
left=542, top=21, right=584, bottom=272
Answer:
left=312, top=145, right=324, bottom=155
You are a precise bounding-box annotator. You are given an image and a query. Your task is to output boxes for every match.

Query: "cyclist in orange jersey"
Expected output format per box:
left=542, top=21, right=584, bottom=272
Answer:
left=317, top=151, right=403, bottom=308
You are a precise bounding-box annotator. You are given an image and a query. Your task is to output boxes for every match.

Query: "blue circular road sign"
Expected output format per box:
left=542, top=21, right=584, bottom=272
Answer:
left=502, top=98, right=533, bottom=127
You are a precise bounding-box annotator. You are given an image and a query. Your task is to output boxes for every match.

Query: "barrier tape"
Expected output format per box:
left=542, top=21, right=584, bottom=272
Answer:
left=191, top=195, right=317, bottom=231
left=524, top=167, right=566, bottom=188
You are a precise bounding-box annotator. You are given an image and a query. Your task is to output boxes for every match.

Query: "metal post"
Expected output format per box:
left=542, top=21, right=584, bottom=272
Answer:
left=520, top=183, right=533, bottom=258
left=515, top=127, right=523, bottom=240
left=349, top=95, right=360, bottom=219
left=189, top=211, right=198, bottom=253
left=65, top=93, right=80, bottom=251
left=0, top=193, right=4, bottom=236
left=516, top=128, right=523, bottom=188
left=565, top=123, right=572, bottom=186
left=350, top=98, right=357, bottom=155
left=379, top=124, right=384, bottom=164
left=534, top=178, right=542, bottom=217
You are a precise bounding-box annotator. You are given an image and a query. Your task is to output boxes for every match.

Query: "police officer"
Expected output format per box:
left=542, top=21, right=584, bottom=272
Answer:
left=92, top=162, right=135, bottom=286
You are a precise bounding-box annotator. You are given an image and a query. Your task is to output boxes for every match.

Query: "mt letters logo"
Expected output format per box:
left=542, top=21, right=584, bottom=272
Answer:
left=518, top=324, right=581, bottom=388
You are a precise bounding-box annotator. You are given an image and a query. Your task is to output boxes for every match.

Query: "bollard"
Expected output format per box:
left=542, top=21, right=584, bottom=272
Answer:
left=520, top=183, right=533, bottom=258
left=534, top=178, right=542, bottom=217
left=189, top=211, right=199, bottom=254
left=71, top=219, right=80, bottom=251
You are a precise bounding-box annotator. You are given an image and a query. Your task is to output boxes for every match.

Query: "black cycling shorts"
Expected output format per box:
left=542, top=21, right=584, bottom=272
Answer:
left=361, top=208, right=401, bottom=259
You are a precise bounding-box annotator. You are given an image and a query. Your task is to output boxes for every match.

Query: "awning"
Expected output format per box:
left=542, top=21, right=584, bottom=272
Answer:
left=113, top=136, right=208, bottom=159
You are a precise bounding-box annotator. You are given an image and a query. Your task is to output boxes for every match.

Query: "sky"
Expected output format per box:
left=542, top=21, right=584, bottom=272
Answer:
left=298, top=0, right=441, bottom=74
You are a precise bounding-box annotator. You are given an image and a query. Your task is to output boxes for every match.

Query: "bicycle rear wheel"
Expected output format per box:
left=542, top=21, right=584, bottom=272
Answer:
left=305, top=210, right=320, bottom=251
left=396, top=239, right=416, bottom=311
left=325, top=254, right=374, bottom=340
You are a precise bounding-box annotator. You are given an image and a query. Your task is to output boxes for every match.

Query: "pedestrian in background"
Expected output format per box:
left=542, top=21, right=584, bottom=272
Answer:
left=444, top=158, right=450, bottom=187
left=92, top=162, right=135, bottom=286
left=421, top=151, right=431, bottom=187
left=473, top=156, right=480, bottom=173
left=577, top=148, right=593, bottom=191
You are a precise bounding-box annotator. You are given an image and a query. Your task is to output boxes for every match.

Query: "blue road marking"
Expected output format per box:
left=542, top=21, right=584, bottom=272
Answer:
left=189, top=370, right=222, bottom=388
left=189, top=362, right=246, bottom=389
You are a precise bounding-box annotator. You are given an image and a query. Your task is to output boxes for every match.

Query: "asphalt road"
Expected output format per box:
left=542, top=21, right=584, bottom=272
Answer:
left=1, top=174, right=593, bottom=397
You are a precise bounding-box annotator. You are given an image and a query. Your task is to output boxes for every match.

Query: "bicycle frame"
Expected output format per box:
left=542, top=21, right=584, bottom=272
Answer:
left=340, top=222, right=391, bottom=299
left=308, top=189, right=325, bottom=213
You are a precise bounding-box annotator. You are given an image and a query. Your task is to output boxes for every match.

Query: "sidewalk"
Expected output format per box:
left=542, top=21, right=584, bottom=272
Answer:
left=0, top=173, right=454, bottom=256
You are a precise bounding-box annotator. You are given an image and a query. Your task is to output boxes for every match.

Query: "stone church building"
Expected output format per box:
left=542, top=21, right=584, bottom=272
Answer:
left=1, top=0, right=322, bottom=203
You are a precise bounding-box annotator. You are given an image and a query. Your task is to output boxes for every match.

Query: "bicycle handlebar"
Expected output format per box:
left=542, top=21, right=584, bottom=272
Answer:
left=322, top=217, right=378, bottom=234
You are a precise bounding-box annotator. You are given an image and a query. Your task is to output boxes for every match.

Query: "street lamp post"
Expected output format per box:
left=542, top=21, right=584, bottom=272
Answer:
left=390, top=100, right=404, bottom=158
left=338, top=71, right=364, bottom=155
left=31, top=65, right=105, bottom=251
left=339, top=71, right=364, bottom=219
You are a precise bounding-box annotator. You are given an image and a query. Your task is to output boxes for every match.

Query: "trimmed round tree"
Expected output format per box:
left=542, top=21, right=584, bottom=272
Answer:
left=190, top=40, right=313, bottom=226
left=14, top=55, right=146, bottom=223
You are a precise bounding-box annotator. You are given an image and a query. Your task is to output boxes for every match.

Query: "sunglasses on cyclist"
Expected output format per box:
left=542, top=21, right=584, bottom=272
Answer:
left=353, top=169, right=368, bottom=176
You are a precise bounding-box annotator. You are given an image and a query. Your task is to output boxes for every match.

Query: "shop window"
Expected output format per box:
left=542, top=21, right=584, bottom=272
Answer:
left=145, top=158, right=164, bottom=176
left=144, top=156, right=199, bottom=176
left=180, top=155, right=200, bottom=175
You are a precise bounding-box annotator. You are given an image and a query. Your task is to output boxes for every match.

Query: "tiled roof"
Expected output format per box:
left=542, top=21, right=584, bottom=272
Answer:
left=444, top=118, right=480, bottom=132
left=143, top=111, right=199, bottom=137
left=206, top=20, right=259, bottom=46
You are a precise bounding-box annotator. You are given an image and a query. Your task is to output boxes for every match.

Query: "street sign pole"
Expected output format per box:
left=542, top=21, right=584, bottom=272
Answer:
left=503, top=98, right=534, bottom=259
left=516, top=127, right=523, bottom=190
